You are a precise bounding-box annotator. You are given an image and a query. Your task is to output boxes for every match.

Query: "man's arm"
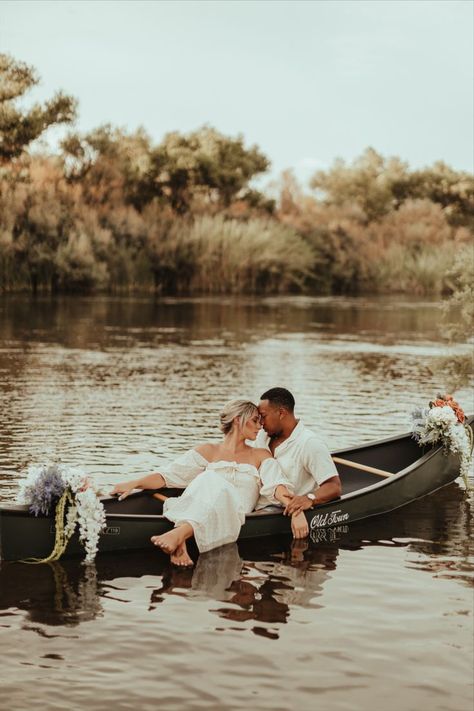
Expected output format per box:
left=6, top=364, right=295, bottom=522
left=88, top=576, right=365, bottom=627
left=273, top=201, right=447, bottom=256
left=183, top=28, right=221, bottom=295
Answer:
left=284, top=435, right=341, bottom=516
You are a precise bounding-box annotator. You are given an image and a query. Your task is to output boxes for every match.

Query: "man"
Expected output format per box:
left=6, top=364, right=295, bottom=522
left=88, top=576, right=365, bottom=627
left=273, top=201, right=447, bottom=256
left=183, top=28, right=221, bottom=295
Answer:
left=256, top=387, right=342, bottom=533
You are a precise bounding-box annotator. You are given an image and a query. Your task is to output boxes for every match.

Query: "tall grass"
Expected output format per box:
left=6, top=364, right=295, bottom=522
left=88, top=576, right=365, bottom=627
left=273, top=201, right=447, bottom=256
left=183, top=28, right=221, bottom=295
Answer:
left=369, top=243, right=458, bottom=295
left=179, top=216, right=314, bottom=293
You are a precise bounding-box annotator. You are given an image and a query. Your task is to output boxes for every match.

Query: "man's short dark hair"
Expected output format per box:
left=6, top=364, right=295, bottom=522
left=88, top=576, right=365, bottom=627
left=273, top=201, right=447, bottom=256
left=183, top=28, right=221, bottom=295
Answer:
left=260, top=387, right=295, bottom=412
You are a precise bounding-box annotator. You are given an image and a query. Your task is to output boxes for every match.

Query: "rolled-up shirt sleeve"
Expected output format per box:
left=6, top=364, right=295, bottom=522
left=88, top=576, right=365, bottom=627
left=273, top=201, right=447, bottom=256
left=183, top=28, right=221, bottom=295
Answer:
left=258, top=457, right=293, bottom=505
left=160, top=449, right=207, bottom=488
left=304, top=437, right=339, bottom=486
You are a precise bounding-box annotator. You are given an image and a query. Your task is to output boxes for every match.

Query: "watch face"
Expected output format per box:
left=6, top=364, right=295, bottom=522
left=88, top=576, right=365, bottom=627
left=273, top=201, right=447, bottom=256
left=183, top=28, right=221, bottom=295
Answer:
left=307, top=493, right=316, bottom=500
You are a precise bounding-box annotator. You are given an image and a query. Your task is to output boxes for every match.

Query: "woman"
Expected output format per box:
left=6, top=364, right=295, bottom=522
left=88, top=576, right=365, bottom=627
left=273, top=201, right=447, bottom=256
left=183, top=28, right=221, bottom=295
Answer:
left=111, top=399, right=308, bottom=566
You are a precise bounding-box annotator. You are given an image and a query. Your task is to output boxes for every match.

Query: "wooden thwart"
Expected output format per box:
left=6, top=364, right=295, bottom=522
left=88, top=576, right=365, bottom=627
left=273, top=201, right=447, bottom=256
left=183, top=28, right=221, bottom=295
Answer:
left=332, top=456, right=393, bottom=478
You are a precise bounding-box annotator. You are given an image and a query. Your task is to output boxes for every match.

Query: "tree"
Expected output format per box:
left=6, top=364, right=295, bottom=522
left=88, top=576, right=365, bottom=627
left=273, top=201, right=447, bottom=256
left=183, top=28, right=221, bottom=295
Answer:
left=310, top=148, right=409, bottom=222
left=61, top=124, right=153, bottom=208
left=147, top=126, right=270, bottom=213
left=0, top=54, right=77, bottom=163
left=61, top=124, right=270, bottom=215
left=310, top=148, right=474, bottom=228
left=404, top=162, right=474, bottom=230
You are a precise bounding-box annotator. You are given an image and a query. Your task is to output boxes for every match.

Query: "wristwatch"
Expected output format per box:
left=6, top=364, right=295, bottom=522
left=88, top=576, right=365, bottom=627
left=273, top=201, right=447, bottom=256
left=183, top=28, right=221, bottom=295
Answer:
left=306, top=493, right=316, bottom=506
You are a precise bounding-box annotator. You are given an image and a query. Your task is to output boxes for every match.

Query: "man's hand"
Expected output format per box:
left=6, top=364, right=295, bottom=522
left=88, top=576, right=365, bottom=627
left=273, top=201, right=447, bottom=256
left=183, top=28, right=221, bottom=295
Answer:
left=284, top=494, right=314, bottom=516
left=285, top=477, right=342, bottom=515
left=291, top=511, right=309, bottom=539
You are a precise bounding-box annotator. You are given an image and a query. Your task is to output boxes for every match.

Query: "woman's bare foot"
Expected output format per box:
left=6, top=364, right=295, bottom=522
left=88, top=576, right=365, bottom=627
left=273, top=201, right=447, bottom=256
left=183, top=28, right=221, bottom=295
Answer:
left=171, top=541, right=194, bottom=567
left=151, top=528, right=182, bottom=554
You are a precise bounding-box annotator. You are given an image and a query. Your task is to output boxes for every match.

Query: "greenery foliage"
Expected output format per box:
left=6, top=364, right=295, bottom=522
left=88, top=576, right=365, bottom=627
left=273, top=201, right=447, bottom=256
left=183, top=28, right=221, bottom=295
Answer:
left=0, top=53, right=76, bottom=163
left=0, top=54, right=472, bottom=298
left=436, top=245, right=474, bottom=390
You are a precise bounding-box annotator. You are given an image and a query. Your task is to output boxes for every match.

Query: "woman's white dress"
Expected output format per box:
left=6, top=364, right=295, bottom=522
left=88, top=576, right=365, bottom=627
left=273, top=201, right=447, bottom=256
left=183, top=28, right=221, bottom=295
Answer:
left=160, top=449, right=290, bottom=553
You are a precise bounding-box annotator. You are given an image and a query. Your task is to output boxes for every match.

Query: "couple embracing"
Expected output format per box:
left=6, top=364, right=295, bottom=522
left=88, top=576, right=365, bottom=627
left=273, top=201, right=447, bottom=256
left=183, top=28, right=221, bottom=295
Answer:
left=111, top=388, right=342, bottom=567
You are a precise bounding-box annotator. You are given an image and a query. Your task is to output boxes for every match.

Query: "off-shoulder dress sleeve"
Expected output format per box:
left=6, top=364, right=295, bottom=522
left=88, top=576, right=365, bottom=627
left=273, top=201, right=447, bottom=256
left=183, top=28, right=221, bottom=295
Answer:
left=258, top=457, right=293, bottom=505
left=160, top=449, right=208, bottom=488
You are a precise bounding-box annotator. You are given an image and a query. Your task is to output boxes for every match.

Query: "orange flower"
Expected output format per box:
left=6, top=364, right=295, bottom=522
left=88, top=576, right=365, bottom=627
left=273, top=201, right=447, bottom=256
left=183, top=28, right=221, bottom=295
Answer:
left=430, top=395, right=465, bottom=423
left=451, top=404, right=465, bottom=423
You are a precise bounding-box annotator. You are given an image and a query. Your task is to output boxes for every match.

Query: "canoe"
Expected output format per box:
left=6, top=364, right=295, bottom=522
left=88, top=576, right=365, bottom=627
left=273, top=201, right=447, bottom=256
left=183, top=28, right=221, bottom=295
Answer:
left=0, top=420, right=471, bottom=561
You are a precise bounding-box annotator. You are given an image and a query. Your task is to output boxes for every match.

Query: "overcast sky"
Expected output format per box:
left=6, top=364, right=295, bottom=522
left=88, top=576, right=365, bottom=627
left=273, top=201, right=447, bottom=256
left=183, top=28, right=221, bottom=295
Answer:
left=1, top=0, right=472, bottom=184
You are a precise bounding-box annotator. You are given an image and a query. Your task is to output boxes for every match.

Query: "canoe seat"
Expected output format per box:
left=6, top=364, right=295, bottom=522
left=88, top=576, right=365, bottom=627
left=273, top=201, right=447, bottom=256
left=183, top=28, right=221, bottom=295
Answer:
left=332, top=456, right=392, bottom=478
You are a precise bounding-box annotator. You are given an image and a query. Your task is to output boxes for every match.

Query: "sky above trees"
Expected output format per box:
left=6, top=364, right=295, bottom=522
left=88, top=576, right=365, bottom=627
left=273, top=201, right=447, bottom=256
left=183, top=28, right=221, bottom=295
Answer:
left=1, top=0, right=472, bottom=184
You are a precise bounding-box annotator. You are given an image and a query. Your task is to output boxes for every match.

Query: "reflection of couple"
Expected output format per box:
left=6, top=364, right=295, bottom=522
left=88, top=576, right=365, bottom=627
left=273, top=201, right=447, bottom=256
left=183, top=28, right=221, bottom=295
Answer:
left=111, top=388, right=341, bottom=567
left=151, top=541, right=339, bottom=639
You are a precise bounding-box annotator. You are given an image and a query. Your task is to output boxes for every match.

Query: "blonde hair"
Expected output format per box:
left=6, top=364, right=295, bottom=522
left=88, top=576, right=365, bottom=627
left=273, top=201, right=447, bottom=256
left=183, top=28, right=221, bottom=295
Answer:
left=219, top=399, right=258, bottom=435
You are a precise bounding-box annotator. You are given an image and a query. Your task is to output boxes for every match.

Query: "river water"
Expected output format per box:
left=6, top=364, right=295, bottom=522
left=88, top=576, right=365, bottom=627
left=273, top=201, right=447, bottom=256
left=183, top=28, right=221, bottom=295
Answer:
left=0, top=295, right=472, bottom=710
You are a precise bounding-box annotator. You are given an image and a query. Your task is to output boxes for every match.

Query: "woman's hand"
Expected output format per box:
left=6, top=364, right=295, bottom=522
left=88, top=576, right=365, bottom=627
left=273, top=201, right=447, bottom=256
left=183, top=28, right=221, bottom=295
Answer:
left=110, top=472, right=167, bottom=500
left=291, top=511, right=309, bottom=539
left=110, top=480, right=139, bottom=501
left=284, top=494, right=314, bottom=516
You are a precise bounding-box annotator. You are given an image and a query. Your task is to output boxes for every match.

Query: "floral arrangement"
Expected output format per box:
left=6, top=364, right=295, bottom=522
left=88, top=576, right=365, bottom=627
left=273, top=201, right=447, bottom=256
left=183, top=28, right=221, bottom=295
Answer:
left=411, top=395, right=473, bottom=487
left=18, top=464, right=106, bottom=563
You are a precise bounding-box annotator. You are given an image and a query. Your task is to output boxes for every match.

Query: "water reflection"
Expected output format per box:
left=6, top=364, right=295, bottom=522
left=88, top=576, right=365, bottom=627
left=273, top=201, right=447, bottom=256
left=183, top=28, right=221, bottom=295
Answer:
left=0, top=561, right=103, bottom=628
left=0, top=294, right=446, bottom=347
left=148, top=540, right=338, bottom=639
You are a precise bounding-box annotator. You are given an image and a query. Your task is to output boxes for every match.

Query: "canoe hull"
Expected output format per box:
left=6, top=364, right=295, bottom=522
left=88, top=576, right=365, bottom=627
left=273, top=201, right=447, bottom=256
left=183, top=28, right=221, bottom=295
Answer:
left=0, top=431, right=466, bottom=561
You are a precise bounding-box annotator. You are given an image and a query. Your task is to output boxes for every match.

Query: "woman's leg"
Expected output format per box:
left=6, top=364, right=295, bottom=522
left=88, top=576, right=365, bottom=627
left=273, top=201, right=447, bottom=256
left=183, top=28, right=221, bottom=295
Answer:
left=160, top=471, right=246, bottom=554
left=151, top=522, right=194, bottom=566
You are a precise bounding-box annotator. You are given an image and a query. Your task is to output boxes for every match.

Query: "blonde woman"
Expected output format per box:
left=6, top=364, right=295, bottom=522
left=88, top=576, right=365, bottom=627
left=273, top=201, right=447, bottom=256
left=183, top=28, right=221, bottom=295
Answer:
left=111, top=399, right=308, bottom=566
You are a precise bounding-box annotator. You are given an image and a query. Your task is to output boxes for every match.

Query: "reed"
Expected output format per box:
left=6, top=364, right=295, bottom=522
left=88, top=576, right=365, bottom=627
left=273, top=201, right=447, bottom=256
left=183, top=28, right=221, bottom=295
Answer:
left=140, top=214, right=315, bottom=294
left=179, top=215, right=314, bottom=294
left=369, top=243, right=457, bottom=295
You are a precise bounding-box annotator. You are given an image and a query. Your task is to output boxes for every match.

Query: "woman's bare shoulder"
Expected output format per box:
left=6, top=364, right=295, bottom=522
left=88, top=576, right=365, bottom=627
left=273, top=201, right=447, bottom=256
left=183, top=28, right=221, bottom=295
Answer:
left=254, top=448, right=273, bottom=464
left=194, top=442, right=219, bottom=459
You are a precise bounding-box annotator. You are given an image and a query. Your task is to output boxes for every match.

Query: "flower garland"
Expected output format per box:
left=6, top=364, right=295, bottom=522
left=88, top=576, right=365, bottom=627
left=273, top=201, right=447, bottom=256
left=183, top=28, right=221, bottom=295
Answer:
left=411, top=395, right=473, bottom=489
left=18, top=464, right=106, bottom=563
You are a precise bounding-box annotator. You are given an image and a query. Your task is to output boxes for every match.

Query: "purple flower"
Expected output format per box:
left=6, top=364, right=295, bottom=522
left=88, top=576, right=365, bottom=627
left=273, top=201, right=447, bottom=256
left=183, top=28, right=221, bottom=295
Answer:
left=24, top=465, right=67, bottom=516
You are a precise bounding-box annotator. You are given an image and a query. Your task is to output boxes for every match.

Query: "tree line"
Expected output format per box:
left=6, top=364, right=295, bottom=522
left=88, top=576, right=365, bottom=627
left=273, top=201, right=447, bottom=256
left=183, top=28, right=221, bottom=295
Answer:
left=0, top=53, right=472, bottom=296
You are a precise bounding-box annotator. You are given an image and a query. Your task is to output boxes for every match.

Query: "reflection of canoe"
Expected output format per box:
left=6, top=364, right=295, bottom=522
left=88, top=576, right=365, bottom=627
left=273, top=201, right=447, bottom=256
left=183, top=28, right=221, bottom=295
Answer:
left=0, top=420, right=471, bottom=561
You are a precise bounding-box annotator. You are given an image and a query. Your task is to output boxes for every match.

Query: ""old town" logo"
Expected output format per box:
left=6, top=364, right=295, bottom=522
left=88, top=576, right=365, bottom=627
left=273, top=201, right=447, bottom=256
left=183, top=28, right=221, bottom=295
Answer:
left=310, top=510, right=350, bottom=528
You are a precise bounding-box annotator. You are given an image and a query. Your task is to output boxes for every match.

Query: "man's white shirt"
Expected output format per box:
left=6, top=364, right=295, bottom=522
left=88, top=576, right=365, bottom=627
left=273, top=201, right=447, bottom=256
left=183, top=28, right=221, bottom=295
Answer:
left=254, top=421, right=338, bottom=503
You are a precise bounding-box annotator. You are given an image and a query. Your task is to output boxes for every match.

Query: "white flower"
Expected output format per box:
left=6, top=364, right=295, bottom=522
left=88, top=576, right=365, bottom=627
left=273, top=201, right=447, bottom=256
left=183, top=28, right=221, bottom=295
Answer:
left=426, top=406, right=457, bottom=426
left=62, top=467, right=89, bottom=493
left=64, top=504, right=78, bottom=539
left=75, top=488, right=106, bottom=563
